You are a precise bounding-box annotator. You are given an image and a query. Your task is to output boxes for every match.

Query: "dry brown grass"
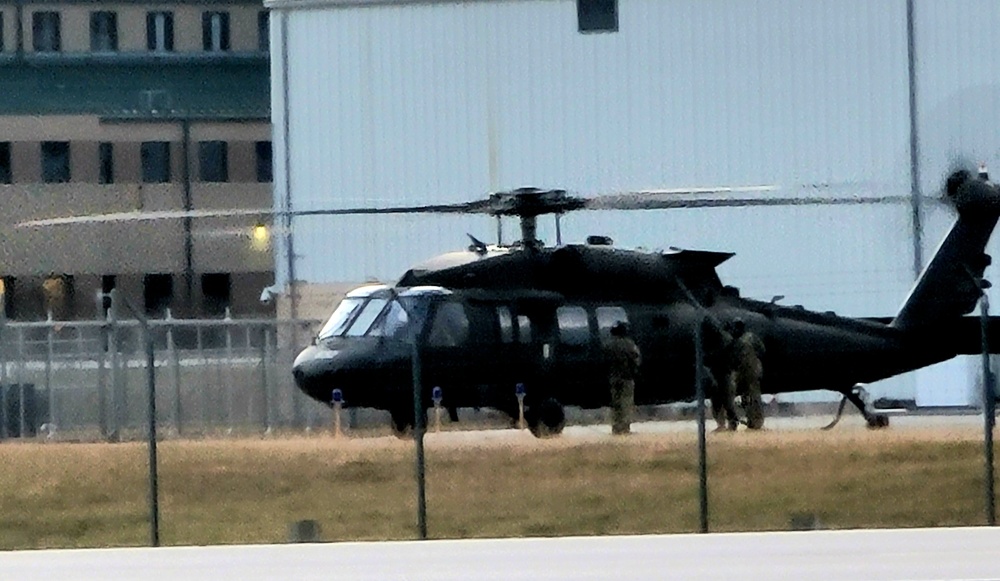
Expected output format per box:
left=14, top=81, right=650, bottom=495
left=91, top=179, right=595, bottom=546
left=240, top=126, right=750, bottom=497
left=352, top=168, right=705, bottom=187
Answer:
left=0, top=423, right=994, bottom=550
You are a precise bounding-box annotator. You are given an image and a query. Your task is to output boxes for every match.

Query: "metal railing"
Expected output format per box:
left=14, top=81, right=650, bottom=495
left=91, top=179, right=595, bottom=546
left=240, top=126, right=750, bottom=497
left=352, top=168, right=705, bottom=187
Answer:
left=0, top=307, right=325, bottom=441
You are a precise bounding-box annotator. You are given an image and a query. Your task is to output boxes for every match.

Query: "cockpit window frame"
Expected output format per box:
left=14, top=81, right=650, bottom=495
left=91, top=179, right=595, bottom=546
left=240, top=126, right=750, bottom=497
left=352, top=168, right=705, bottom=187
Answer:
left=319, top=285, right=455, bottom=341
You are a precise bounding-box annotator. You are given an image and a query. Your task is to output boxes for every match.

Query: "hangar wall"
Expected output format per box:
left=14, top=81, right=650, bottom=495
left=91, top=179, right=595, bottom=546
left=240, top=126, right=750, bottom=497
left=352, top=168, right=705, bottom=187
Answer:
left=267, top=0, right=1000, bottom=404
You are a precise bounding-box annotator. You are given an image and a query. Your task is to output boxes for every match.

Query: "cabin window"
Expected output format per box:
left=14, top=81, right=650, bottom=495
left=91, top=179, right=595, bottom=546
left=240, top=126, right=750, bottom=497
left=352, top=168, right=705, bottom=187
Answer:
left=516, top=315, right=532, bottom=343
left=428, top=302, right=469, bottom=347
left=596, top=306, right=628, bottom=338
left=497, top=306, right=513, bottom=343
left=557, top=306, right=589, bottom=346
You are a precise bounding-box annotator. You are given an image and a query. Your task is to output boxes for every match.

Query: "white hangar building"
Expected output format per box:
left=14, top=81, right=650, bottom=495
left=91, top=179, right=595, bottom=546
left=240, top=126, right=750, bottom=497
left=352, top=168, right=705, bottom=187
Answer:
left=265, top=0, right=1000, bottom=406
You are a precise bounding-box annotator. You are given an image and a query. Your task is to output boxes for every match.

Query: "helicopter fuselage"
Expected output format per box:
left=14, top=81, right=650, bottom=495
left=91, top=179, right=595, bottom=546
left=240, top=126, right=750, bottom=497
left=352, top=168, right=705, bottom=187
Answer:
left=291, top=285, right=971, bottom=424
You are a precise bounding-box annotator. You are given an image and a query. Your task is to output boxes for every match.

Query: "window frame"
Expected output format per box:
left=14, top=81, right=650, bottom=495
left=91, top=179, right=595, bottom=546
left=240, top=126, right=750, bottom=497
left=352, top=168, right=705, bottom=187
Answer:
left=202, top=11, right=231, bottom=52
left=255, top=141, right=272, bottom=183
left=0, top=142, right=11, bottom=184
left=98, top=142, right=114, bottom=184
left=146, top=11, right=175, bottom=52
left=143, top=273, right=174, bottom=317
left=141, top=141, right=171, bottom=184
left=40, top=141, right=70, bottom=183
left=32, top=11, right=61, bottom=52
left=198, top=141, right=229, bottom=183
left=577, top=0, right=618, bottom=34
left=90, top=11, right=118, bottom=52
left=258, top=10, right=270, bottom=52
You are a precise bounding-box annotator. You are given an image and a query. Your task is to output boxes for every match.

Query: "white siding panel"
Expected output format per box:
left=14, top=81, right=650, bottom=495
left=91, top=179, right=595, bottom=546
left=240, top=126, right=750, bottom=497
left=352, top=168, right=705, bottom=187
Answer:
left=278, top=0, right=913, bottom=289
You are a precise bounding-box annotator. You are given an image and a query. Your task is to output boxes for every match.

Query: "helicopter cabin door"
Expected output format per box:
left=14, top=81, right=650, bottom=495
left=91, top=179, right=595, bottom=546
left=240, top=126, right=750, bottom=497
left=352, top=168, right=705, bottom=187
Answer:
left=419, top=299, right=486, bottom=408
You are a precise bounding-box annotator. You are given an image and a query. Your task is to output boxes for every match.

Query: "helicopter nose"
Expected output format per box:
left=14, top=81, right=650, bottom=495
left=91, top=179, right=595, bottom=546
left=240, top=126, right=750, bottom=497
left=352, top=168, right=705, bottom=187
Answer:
left=292, top=345, right=341, bottom=401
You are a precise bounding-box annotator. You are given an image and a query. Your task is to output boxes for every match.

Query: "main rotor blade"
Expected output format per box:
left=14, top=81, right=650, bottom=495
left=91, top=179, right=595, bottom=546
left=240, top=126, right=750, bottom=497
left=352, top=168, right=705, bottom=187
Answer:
left=16, top=200, right=493, bottom=228
left=581, top=193, right=914, bottom=211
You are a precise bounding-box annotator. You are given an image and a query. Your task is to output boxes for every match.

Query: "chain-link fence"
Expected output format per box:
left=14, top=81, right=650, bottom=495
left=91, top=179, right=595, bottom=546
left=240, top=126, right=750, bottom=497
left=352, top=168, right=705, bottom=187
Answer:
left=0, top=311, right=330, bottom=441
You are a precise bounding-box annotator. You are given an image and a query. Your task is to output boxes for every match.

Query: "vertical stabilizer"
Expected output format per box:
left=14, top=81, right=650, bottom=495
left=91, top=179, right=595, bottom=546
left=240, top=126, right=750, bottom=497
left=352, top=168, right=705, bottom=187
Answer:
left=891, top=171, right=1000, bottom=329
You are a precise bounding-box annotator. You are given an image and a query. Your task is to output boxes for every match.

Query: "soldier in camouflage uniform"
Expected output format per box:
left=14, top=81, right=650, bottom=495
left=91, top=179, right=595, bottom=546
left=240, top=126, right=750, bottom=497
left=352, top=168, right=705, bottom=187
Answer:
left=726, top=318, right=766, bottom=430
left=605, top=321, right=642, bottom=435
left=701, top=318, right=740, bottom=431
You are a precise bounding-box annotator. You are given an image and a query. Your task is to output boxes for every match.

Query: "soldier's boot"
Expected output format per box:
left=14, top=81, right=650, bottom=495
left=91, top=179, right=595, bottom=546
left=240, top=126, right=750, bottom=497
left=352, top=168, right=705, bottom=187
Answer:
left=744, top=380, right=765, bottom=430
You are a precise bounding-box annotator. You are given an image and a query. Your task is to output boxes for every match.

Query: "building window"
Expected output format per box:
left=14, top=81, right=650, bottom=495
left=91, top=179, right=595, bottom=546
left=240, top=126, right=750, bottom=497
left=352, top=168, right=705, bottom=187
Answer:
left=0, top=14, right=5, bottom=52
left=201, top=273, right=231, bottom=316
left=0, top=143, right=10, bottom=184
left=577, top=0, right=617, bottom=33
left=41, top=142, right=70, bottom=183
left=255, top=141, right=272, bottom=183
left=202, top=11, right=230, bottom=52
left=42, top=274, right=74, bottom=319
left=146, top=11, right=174, bottom=52
left=258, top=11, right=269, bottom=52
left=101, top=274, right=115, bottom=312
left=141, top=142, right=170, bottom=183
left=1, top=277, right=15, bottom=320
left=90, top=11, right=118, bottom=52
left=98, top=142, right=114, bottom=184
left=32, top=11, right=61, bottom=52
left=143, top=274, right=173, bottom=317
left=199, top=141, right=228, bottom=182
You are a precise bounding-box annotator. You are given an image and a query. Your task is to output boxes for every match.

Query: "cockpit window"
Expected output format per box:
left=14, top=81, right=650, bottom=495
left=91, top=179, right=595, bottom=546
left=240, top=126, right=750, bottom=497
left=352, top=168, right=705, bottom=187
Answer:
left=344, top=297, right=388, bottom=336
left=368, top=299, right=409, bottom=337
left=317, top=297, right=364, bottom=340
left=317, top=286, right=450, bottom=340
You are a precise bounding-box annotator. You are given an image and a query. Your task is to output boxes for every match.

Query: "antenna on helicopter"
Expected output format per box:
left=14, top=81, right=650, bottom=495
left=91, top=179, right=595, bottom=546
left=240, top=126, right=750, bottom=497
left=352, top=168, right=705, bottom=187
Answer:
left=467, top=233, right=489, bottom=255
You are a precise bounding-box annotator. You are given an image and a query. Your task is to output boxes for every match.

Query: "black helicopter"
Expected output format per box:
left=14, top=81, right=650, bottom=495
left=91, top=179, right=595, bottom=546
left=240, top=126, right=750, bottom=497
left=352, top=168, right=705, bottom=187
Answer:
left=17, top=169, right=1000, bottom=437
left=287, top=168, right=1000, bottom=437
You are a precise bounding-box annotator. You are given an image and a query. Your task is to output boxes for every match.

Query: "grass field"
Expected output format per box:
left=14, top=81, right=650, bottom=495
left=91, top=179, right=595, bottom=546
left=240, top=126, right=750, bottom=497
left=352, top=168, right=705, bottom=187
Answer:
left=0, top=422, right=996, bottom=550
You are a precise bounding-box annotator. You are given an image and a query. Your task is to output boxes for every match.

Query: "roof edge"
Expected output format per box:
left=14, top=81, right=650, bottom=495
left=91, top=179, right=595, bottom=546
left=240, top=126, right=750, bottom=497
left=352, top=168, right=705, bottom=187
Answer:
left=265, top=0, right=538, bottom=12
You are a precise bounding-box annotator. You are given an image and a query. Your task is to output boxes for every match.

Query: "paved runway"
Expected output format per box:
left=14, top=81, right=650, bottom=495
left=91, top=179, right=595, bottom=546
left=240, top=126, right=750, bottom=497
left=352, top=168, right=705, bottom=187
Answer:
left=4, top=527, right=1000, bottom=580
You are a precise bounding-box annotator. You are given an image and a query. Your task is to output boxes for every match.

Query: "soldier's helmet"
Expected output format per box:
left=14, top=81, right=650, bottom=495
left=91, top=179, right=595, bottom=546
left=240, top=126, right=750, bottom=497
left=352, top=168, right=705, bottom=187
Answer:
left=730, top=318, right=746, bottom=335
left=610, top=321, right=629, bottom=337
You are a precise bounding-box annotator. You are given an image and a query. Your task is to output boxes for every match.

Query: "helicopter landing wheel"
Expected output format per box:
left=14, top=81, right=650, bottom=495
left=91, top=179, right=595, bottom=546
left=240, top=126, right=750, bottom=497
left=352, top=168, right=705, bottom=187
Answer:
left=526, top=398, right=566, bottom=438
left=866, top=413, right=890, bottom=429
left=390, top=407, right=414, bottom=439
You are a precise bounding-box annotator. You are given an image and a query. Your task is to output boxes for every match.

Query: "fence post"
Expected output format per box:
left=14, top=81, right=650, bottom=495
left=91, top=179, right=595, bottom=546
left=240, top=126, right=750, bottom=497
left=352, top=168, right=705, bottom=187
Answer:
left=45, top=310, right=55, bottom=433
left=245, top=325, right=254, bottom=427
left=225, top=308, right=235, bottom=435
left=0, top=307, right=8, bottom=440
left=167, top=309, right=182, bottom=437
left=262, top=326, right=273, bottom=434
left=16, top=326, right=26, bottom=438
left=96, top=295, right=109, bottom=439
left=108, top=294, right=121, bottom=442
